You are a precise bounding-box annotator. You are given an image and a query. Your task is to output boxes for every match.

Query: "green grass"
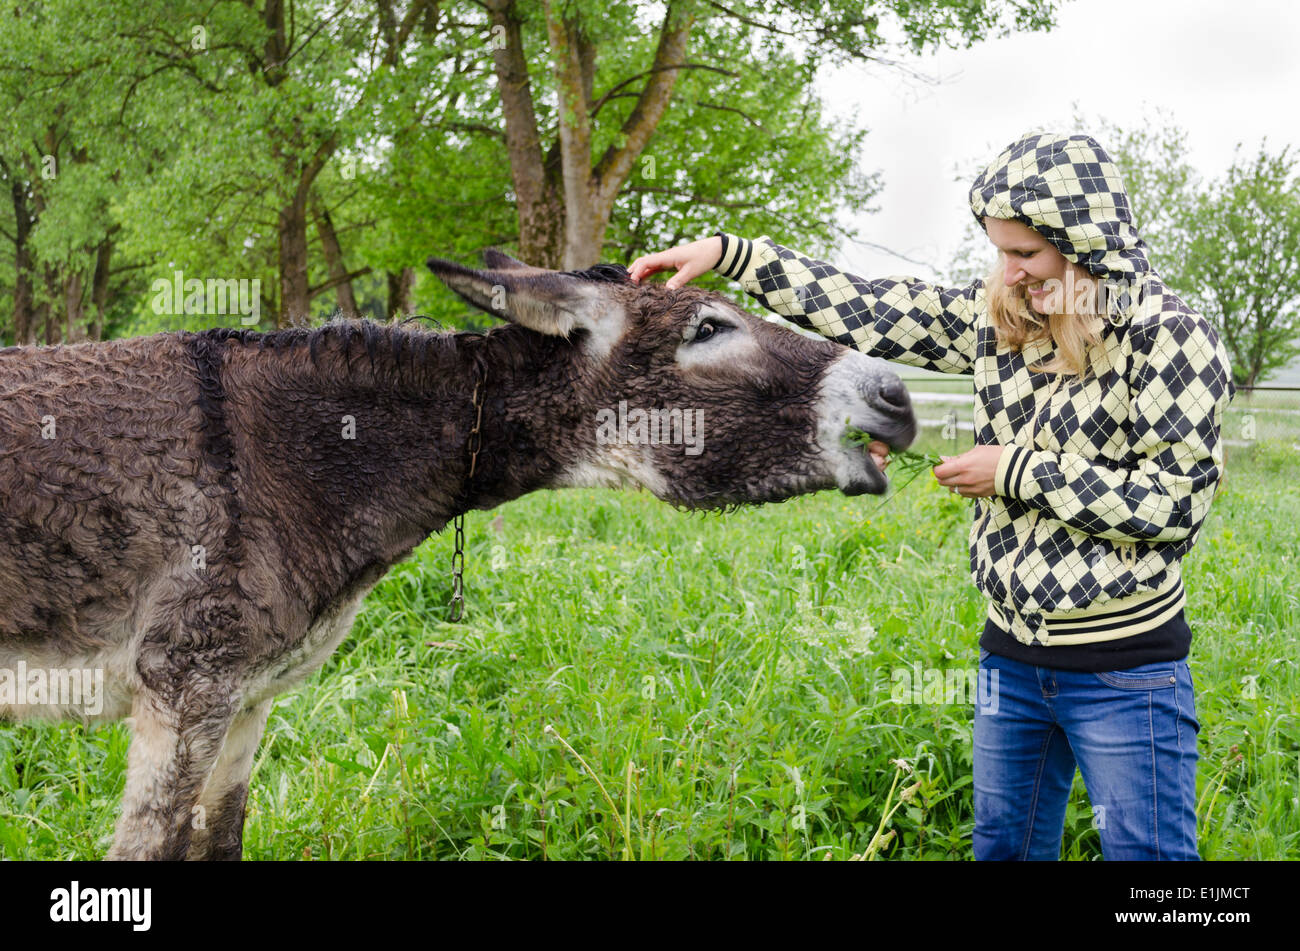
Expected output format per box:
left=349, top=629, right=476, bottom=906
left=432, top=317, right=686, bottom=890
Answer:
left=2, top=430, right=1297, bottom=860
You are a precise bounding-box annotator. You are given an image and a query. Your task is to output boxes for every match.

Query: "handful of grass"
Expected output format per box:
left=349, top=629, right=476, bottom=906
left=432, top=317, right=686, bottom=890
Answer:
left=842, top=424, right=944, bottom=476
left=843, top=423, right=965, bottom=514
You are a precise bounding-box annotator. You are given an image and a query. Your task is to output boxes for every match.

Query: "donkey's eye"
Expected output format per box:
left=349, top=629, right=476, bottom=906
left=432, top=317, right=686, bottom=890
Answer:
left=693, top=319, right=729, bottom=343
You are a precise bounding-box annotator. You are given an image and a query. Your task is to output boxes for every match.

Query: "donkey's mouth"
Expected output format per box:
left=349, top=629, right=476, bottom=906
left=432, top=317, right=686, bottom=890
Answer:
left=839, top=455, right=891, bottom=496
left=842, top=481, right=878, bottom=497
left=822, top=420, right=908, bottom=497
left=853, top=417, right=918, bottom=454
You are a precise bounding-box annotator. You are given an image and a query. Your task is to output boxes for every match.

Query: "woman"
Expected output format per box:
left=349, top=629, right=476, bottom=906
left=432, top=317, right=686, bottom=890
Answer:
left=628, top=132, right=1234, bottom=861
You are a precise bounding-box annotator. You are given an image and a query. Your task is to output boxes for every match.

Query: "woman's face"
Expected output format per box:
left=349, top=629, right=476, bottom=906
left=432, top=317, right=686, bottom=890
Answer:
left=983, top=217, right=1094, bottom=315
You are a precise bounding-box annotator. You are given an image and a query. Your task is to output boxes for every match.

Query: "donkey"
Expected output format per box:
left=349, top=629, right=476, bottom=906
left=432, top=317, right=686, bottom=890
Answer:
left=0, top=250, right=917, bottom=860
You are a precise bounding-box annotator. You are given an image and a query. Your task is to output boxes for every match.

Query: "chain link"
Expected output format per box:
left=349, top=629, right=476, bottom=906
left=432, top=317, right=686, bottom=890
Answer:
left=449, top=514, right=466, bottom=621
left=448, top=378, right=484, bottom=623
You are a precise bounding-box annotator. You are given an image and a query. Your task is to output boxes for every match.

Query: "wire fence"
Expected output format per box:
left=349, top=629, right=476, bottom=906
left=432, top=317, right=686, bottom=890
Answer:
left=900, top=379, right=1300, bottom=456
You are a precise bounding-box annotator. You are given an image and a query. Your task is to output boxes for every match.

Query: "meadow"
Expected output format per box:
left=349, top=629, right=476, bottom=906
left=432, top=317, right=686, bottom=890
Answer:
left=1, top=413, right=1297, bottom=860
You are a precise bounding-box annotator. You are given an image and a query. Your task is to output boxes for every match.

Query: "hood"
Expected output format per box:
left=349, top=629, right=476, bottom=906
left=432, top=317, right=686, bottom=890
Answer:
left=969, top=132, right=1151, bottom=291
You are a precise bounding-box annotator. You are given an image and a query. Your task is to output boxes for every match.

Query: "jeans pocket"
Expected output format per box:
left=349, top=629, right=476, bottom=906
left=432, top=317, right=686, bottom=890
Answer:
left=978, top=647, right=991, bottom=664
left=1094, top=661, right=1178, bottom=690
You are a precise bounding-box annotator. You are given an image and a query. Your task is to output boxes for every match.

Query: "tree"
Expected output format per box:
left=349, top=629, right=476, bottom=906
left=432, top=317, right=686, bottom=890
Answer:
left=1084, top=110, right=1199, bottom=286
left=478, top=0, right=1062, bottom=271
left=3, top=0, right=1063, bottom=338
left=1081, top=116, right=1300, bottom=387
left=1181, top=143, right=1300, bottom=388
left=0, top=3, right=141, bottom=345
left=105, top=0, right=439, bottom=328
left=361, top=0, right=1063, bottom=321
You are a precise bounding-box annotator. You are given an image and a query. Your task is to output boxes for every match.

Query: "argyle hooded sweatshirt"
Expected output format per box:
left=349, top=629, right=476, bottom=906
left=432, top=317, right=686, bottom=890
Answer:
left=711, top=132, right=1234, bottom=669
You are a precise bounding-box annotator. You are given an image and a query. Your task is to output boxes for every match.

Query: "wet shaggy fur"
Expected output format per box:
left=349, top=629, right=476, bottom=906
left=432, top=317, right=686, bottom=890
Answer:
left=0, top=261, right=908, bottom=860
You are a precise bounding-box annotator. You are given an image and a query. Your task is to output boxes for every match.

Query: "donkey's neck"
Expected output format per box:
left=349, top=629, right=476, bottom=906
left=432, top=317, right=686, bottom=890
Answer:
left=428, top=323, right=591, bottom=522
left=212, top=322, right=586, bottom=609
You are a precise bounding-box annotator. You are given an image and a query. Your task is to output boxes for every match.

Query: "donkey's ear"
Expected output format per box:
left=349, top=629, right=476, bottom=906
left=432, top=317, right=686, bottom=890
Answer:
left=426, top=256, right=594, bottom=339
left=480, top=247, right=541, bottom=272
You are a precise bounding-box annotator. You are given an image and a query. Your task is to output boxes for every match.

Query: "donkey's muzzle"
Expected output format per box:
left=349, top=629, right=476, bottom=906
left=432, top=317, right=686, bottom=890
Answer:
left=856, top=372, right=918, bottom=451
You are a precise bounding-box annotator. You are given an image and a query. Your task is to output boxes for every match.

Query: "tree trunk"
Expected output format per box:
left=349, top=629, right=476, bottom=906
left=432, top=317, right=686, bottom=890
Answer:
left=386, top=268, right=415, bottom=321
left=40, top=265, right=59, bottom=345
left=8, top=167, right=36, bottom=345
left=276, top=131, right=338, bottom=328
left=278, top=196, right=312, bottom=329
left=582, top=3, right=695, bottom=266
left=64, top=271, right=86, bottom=343
left=90, top=235, right=113, bottom=341
left=312, top=193, right=359, bottom=317
left=544, top=3, right=597, bottom=269
left=263, top=0, right=289, bottom=86
left=520, top=1, right=694, bottom=269
left=486, top=0, right=566, bottom=268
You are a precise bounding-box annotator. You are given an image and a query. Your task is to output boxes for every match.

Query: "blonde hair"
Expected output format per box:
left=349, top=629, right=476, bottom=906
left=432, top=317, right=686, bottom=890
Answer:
left=985, top=255, right=1104, bottom=379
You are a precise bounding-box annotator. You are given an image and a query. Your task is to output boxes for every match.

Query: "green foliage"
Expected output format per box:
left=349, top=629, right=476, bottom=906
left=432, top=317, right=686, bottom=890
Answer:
left=1180, top=144, right=1300, bottom=387
left=2, top=0, right=1061, bottom=340
left=611, top=39, right=881, bottom=268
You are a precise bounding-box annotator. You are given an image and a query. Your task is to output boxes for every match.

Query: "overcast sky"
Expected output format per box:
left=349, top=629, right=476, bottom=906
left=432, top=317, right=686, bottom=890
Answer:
left=812, top=0, right=1300, bottom=282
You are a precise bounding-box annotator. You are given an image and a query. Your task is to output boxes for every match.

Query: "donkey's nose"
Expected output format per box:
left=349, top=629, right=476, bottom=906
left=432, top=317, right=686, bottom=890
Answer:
left=852, top=370, right=917, bottom=450
left=876, top=375, right=909, bottom=411
left=859, top=373, right=910, bottom=412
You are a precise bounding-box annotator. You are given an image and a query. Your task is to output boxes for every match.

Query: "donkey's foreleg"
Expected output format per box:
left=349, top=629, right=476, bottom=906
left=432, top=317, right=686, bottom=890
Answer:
left=107, top=689, right=236, bottom=861
left=187, top=699, right=272, bottom=860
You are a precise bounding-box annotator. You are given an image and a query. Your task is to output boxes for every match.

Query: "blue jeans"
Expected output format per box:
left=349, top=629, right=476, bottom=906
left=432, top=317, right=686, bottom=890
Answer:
left=973, top=648, right=1200, bottom=860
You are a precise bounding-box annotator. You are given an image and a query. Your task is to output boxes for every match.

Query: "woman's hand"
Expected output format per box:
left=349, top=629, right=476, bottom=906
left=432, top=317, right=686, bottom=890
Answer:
left=932, top=445, right=1007, bottom=498
left=628, top=236, right=723, bottom=289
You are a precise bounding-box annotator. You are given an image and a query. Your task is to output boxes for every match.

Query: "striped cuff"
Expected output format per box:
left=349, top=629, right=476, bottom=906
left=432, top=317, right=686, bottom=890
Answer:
left=712, top=231, right=756, bottom=281
left=996, top=445, right=1036, bottom=499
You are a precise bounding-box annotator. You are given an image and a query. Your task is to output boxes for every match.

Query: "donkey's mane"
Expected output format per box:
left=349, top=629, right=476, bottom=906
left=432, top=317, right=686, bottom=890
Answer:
left=565, top=262, right=632, bottom=284
left=179, top=261, right=635, bottom=383
left=183, top=316, right=581, bottom=393
left=186, top=319, right=456, bottom=374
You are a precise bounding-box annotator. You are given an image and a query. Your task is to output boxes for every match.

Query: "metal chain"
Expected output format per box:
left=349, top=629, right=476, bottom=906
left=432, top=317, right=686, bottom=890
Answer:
left=449, top=516, right=466, bottom=622
left=448, top=377, right=484, bottom=622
